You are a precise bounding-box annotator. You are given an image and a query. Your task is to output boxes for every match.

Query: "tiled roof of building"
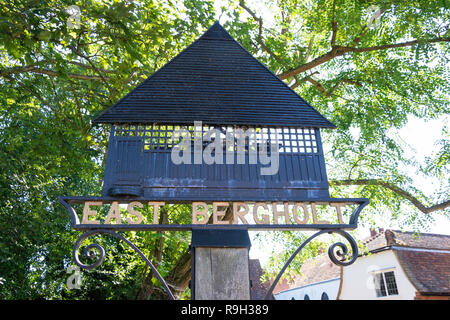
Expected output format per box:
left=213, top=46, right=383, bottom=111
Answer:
left=270, top=253, right=341, bottom=294
left=395, top=248, right=450, bottom=295
left=294, top=253, right=341, bottom=288
left=93, top=22, right=335, bottom=128
left=361, top=229, right=389, bottom=252
left=362, top=229, right=450, bottom=252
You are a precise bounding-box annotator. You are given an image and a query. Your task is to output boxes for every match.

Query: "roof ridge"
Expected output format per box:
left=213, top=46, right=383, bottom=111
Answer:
left=199, top=21, right=234, bottom=41
left=390, top=229, right=450, bottom=238
left=362, top=228, right=386, bottom=244
left=362, top=229, right=450, bottom=251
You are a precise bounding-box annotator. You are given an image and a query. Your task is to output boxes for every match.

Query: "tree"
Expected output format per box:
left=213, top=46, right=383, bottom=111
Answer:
left=0, top=0, right=216, bottom=299
left=0, top=0, right=448, bottom=299
left=235, top=0, right=449, bottom=214
left=232, top=0, right=449, bottom=277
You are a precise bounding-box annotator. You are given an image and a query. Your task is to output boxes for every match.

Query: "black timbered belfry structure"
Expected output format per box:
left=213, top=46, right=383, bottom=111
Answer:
left=94, top=22, right=336, bottom=201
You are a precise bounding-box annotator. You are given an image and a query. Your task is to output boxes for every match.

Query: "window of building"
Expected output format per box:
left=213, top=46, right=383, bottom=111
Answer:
left=374, top=270, right=399, bottom=297
left=321, top=292, right=329, bottom=300
left=304, top=294, right=310, bottom=300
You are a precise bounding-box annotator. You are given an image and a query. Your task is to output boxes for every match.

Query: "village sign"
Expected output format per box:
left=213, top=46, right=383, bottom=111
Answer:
left=59, top=22, right=369, bottom=300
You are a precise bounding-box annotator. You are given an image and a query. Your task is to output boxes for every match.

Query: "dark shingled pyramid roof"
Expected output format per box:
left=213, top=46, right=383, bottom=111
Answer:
left=93, top=21, right=336, bottom=128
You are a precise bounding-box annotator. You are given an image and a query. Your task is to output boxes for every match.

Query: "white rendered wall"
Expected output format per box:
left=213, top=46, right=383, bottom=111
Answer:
left=275, top=278, right=340, bottom=300
left=339, top=250, right=417, bottom=300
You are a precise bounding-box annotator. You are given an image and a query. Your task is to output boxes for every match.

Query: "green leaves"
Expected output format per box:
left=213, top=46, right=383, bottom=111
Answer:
left=0, top=0, right=213, bottom=299
left=233, top=0, right=449, bottom=282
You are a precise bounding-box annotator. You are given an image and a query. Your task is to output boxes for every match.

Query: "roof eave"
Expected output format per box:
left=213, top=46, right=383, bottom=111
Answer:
left=91, top=118, right=337, bottom=129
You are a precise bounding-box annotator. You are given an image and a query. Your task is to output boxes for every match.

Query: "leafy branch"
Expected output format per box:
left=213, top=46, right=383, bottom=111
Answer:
left=303, top=77, right=362, bottom=97
left=278, top=37, right=450, bottom=80
left=0, top=58, right=117, bottom=81
left=330, top=179, right=450, bottom=214
left=239, top=0, right=281, bottom=61
left=0, top=63, right=111, bottom=81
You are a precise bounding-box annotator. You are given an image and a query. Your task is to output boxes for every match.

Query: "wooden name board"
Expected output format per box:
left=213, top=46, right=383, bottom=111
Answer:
left=80, top=201, right=351, bottom=226
left=59, top=197, right=369, bottom=231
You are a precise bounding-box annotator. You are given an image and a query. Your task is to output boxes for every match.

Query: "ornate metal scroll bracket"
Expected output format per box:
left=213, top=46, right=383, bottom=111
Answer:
left=264, top=229, right=358, bottom=300
left=73, top=229, right=175, bottom=300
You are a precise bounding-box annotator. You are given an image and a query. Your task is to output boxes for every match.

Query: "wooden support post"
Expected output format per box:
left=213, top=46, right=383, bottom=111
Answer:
left=191, top=229, right=251, bottom=300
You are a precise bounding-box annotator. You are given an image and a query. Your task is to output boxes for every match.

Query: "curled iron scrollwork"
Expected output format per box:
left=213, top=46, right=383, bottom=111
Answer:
left=73, top=232, right=106, bottom=270
left=264, top=229, right=358, bottom=300
left=72, top=229, right=175, bottom=300
left=326, top=230, right=358, bottom=266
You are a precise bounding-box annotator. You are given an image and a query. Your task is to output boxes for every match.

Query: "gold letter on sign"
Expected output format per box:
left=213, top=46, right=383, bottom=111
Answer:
left=213, top=202, right=230, bottom=225
left=253, top=202, right=270, bottom=224
left=330, top=202, right=346, bottom=224
left=292, top=203, right=309, bottom=224
left=272, top=202, right=290, bottom=224
left=126, top=201, right=143, bottom=224
left=233, top=202, right=249, bottom=224
left=311, top=202, right=330, bottom=224
left=105, top=201, right=122, bottom=224
left=149, top=202, right=165, bottom=224
left=82, top=201, right=102, bottom=224
left=193, top=202, right=209, bottom=224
